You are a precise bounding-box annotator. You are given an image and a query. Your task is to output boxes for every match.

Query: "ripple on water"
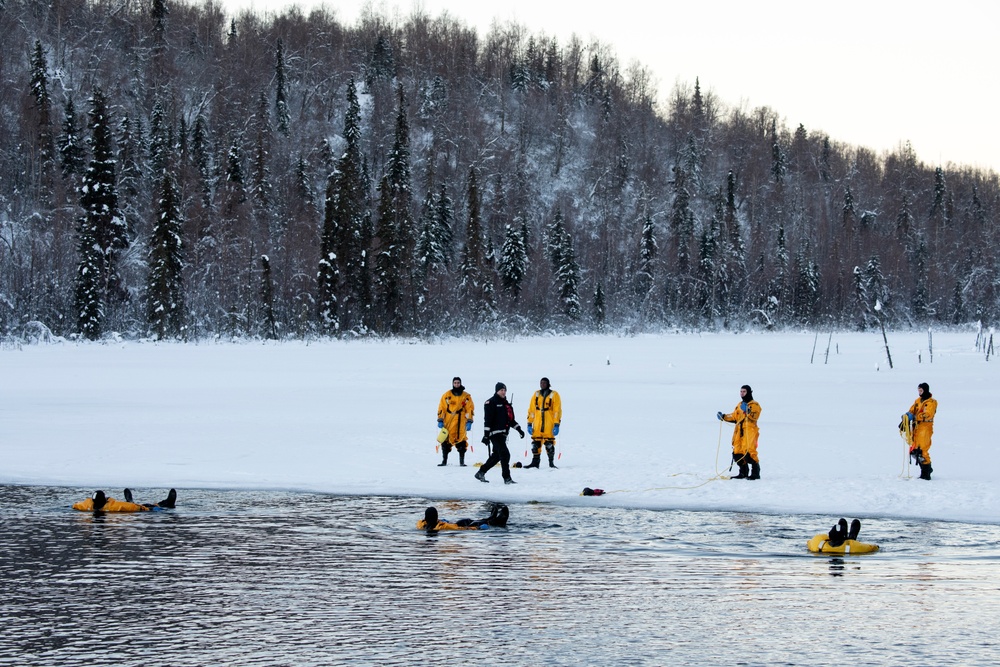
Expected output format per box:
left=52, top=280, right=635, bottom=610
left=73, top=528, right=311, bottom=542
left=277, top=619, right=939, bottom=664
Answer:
left=1, top=486, right=999, bottom=666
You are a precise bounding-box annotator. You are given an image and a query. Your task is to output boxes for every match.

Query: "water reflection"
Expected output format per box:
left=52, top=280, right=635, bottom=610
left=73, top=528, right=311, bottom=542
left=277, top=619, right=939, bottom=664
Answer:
left=1, top=486, right=999, bottom=666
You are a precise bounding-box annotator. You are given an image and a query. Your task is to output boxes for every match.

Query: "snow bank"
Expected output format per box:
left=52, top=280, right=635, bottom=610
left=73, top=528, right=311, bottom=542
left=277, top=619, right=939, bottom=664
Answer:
left=2, top=330, right=996, bottom=523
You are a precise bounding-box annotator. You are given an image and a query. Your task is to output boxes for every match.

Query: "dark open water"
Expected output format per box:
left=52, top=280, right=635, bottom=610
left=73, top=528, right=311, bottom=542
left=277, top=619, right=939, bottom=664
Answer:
left=1, top=486, right=999, bottom=666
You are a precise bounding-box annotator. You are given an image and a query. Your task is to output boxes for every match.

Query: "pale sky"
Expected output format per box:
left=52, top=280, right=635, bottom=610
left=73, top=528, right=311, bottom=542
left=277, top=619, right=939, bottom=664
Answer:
left=221, top=0, right=999, bottom=173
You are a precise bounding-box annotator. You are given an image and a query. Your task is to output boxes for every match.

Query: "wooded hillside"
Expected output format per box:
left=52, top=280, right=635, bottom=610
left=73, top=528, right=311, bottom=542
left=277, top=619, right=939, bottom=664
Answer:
left=2, top=0, right=997, bottom=340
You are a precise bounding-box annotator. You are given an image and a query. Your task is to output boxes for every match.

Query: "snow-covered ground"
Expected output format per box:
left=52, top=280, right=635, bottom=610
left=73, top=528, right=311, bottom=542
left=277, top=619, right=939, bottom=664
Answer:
left=2, top=330, right=997, bottom=523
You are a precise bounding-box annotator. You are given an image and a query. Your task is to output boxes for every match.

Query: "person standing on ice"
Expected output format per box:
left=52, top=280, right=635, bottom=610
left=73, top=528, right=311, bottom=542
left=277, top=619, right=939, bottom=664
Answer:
left=906, top=382, right=938, bottom=480
left=436, top=376, right=475, bottom=467
left=717, top=384, right=762, bottom=480
left=475, top=382, right=525, bottom=484
left=524, top=377, right=562, bottom=468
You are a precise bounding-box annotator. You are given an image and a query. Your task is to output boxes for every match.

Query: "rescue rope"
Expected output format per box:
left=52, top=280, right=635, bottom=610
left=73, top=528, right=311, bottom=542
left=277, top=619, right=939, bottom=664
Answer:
left=898, top=414, right=913, bottom=480
left=581, top=422, right=731, bottom=495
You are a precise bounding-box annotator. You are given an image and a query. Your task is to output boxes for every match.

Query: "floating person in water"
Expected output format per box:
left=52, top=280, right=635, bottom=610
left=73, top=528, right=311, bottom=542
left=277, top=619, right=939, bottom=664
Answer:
left=807, top=518, right=880, bottom=554
left=125, top=487, right=177, bottom=509
left=417, top=505, right=509, bottom=531
left=72, top=489, right=177, bottom=512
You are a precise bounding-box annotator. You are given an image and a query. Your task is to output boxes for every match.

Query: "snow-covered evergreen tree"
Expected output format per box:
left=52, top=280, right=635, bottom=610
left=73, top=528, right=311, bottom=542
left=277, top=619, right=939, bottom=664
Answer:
left=59, top=97, right=86, bottom=178
left=274, top=38, right=290, bottom=135
left=29, top=40, right=55, bottom=182
left=146, top=169, right=185, bottom=339
left=75, top=87, right=127, bottom=339
left=372, top=85, right=415, bottom=334
left=459, top=167, right=494, bottom=314
left=636, top=211, right=657, bottom=299
left=499, top=222, right=528, bottom=298
left=259, top=254, right=277, bottom=339
left=547, top=210, right=581, bottom=319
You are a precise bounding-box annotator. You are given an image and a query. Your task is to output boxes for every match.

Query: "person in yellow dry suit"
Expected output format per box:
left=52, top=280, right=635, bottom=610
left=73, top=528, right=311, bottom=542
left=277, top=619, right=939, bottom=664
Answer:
left=906, top=382, right=938, bottom=480
left=416, top=505, right=509, bottom=531
left=72, top=488, right=176, bottom=512
left=524, top=377, right=562, bottom=468
left=717, top=384, right=762, bottom=480
left=436, top=376, right=475, bottom=467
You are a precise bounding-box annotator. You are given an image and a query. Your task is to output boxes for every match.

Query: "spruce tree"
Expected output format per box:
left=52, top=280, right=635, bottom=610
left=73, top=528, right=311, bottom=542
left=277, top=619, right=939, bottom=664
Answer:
left=334, top=78, right=370, bottom=331
left=146, top=169, right=185, bottom=339
left=274, top=39, right=290, bottom=135
left=251, top=90, right=273, bottom=213
left=59, top=97, right=86, bottom=178
left=29, top=40, right=55, bottom=181
left=373, top=174, right=403, bottom=333
left=499, top=222, right=528, bottom=298
left=636, top=212, right=657, bottom=298
left=317, top=170, right=340, bottom=332
left=593, top=281, right=606, bottom=327
left=372, top=85, right=415, bottom=333
left=547, top=210, right=581, bottom=319
left=434, top=182, right=454, bottom=266
left=260, top=254, right=277, bottom=339
left=191, top=114, right=213, bottom=207
left=459, top=167, right=493, bottom=312
left=75, top=87, right=127, bottom=339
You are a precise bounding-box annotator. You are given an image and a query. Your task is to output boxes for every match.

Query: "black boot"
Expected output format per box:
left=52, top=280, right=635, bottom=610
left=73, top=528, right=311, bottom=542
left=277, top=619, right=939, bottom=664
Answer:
left=437, top=453, right=448, bottom=466
left=848, top=519, right=861, bottom=541
left=504, top=477, right=517, bottom=485
left=438, top=445, right=450, bottom=467
left=732, top=460, right=749, bottom=479
left=919, top=463, right=932, bottom=480
left=458, top=452, right=466, bottom=467
left=525, top=457, right=540, bottom=469
left=123, top=488, right=134, bottom=503
left=475, top=471, right=488, bottom=483
left=748, top=461, right=760, bottom=480
left=548, top=458, right=558, bottom=468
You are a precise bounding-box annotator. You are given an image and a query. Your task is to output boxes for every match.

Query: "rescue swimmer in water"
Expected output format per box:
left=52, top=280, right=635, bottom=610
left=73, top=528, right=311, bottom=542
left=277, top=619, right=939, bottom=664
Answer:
left=72, top=488, right=177, bottom=512
left=807, top=518, right=880, bottom=554
left=417, top=504, right=510, bottom=531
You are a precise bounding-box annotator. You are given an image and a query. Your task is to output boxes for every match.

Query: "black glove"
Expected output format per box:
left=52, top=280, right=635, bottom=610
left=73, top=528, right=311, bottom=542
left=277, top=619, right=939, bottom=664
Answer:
left=481, top=433, right=490, bottom=445
left=516, top=426, right=525, bottom=439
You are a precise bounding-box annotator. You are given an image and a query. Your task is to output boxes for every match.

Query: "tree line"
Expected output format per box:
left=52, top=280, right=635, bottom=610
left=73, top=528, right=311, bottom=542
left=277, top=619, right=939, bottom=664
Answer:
left=1, top=0, right=997, bottom=341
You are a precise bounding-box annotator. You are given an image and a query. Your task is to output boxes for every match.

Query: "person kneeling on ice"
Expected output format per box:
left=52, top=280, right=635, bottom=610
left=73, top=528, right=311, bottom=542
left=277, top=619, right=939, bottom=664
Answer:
left=717, top=384, right=762, bottom=480
left=475, top=382, right=525, bottom=485
left=417, top=505, right=510, bottom=531
left=72, top=488, right=177, bottom=512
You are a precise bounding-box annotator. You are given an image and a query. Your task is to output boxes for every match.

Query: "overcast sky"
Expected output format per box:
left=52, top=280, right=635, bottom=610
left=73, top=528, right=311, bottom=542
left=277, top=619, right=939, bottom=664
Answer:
left=220, top=0, right=999, bottom=173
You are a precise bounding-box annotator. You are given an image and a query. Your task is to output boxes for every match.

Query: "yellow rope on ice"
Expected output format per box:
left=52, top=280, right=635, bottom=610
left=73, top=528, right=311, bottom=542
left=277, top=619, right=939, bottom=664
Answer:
left=581, top=422, right=731, bottom=495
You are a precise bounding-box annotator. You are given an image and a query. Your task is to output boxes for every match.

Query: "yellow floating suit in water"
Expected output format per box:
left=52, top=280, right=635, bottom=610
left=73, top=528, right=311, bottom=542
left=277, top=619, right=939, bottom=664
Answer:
left=807, top=533, right=880, bottom=554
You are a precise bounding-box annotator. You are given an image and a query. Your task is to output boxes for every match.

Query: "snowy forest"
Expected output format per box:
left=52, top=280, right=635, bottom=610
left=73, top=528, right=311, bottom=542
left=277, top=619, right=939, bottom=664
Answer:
left=2, top=0, right=998, bottom=341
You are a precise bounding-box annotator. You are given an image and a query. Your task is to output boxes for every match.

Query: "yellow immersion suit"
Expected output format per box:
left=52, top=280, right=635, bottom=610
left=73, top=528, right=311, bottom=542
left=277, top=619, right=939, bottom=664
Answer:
left=527, top=389, right=562, bottom=444
left=72, top=497, right=149, bottom=512
left=437, top=389, right=474, bottom=446
left=416, top=519, right=480, bottom=531
left=908, top=396, right=938, bottom=465
left=722, top=400, right=762, bottom=462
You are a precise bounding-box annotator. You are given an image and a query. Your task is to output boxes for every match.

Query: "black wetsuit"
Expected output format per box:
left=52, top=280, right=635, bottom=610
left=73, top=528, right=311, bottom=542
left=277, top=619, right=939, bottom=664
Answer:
left=479, top=392, right=522, bottom=481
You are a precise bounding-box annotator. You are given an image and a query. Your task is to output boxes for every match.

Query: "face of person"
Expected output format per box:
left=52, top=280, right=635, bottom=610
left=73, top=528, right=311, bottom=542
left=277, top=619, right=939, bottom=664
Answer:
left=740, top=388, right=747, bottom=399
left=540, top=379, right=549, bottom=389
left=453, top=380, right=462, bottom=389
left=498, top=387, right=507, bottom=398
left=917, top=386, right=924, bottom=396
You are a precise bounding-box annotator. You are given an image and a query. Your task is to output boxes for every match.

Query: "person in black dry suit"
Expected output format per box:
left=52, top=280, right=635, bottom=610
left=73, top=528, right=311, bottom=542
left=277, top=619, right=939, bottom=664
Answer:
left=475, top=382, right=525, bottom=485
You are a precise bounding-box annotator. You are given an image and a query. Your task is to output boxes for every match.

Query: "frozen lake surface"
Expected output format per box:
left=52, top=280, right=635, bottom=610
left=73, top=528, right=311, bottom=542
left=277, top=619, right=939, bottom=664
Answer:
left=2, top=487, right=999, bottom=666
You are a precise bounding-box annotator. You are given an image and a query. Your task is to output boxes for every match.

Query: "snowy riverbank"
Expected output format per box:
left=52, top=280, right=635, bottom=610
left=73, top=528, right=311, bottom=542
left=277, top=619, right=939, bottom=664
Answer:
left=2, top=330, right=997, bottom=523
